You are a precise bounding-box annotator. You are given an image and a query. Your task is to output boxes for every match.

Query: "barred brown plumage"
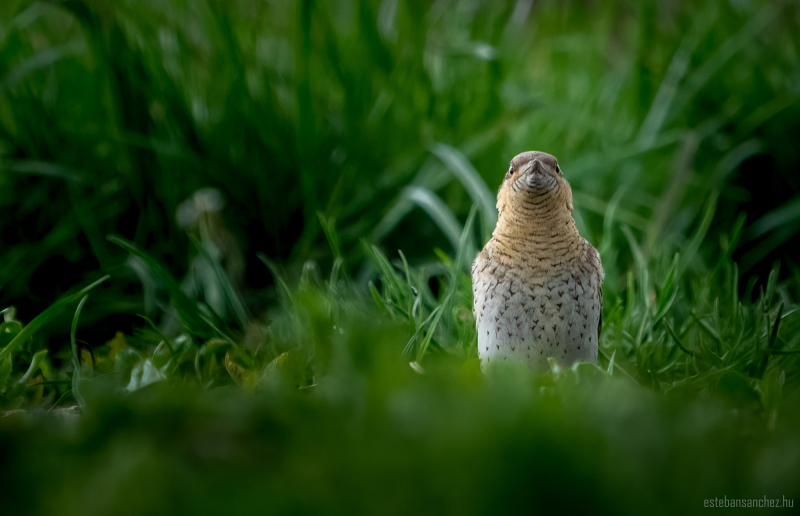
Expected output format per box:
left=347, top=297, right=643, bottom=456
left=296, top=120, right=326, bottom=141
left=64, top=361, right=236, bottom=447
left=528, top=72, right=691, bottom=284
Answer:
left=472, top=151, right=604, bottom=373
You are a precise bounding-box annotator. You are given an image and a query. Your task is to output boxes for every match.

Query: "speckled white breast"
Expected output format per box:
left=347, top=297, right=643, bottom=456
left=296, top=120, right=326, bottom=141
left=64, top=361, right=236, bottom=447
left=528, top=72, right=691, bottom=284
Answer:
left=472, top=240, right=603, bottom=373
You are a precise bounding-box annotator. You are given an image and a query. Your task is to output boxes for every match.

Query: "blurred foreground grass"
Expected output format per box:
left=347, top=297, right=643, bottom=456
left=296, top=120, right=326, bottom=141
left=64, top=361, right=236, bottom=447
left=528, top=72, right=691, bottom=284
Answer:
left=2, top=0, right=800, bottom=514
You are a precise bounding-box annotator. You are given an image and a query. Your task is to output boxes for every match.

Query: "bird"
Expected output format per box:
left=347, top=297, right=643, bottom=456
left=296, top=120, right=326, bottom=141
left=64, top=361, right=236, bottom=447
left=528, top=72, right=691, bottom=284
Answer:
left=471, top=151, right=604, bottom=373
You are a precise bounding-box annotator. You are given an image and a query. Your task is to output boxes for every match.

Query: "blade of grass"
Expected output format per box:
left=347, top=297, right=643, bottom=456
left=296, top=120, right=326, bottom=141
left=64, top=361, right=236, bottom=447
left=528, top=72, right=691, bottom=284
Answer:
left=70, top=295, right=89, bottom=372
left=665, top=320, right=695, bottom=357
left=189, top=234, right=249, bottom=328
left=404, top=186, right=464, bottom=253
left=109, top=235, right=217, bottom=338
left=430, top=143, right=497, bottom=239
left=637, top=25, right=703, bottom=147
left=678, top=190, right=719, bottom=279
left=0, top=276, right=108, bottom=362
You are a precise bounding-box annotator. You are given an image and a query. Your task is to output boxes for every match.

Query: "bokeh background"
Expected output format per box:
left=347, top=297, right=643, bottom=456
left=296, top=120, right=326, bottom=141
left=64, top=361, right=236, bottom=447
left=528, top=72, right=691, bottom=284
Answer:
left=2, top=0, right=800, bottom=515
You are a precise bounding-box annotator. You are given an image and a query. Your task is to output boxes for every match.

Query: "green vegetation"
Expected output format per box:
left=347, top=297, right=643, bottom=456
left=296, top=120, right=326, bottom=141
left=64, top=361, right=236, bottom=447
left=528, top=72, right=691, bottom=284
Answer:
left=2, top=0, right=800, bottom=514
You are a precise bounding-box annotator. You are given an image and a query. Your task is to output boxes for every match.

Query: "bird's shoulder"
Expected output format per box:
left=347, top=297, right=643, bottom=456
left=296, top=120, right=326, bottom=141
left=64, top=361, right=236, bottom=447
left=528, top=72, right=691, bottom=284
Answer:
left=579, top=237, right=604, bottom=282
left=577, top=237, right=604, bottom=336
left=471, top=243, right=500, bottom=280
left=471, top=246, right=488, bottom=275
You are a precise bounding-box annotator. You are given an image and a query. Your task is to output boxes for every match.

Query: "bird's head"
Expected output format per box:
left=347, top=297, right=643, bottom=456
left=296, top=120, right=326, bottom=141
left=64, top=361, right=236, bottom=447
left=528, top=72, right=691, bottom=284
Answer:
left=496, top=151, right=573, bottom=220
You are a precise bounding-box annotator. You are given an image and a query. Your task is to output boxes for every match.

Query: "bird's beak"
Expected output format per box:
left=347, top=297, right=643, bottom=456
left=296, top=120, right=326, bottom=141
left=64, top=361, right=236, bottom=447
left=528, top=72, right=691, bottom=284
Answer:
left=527, top=159, right=542, bottom=176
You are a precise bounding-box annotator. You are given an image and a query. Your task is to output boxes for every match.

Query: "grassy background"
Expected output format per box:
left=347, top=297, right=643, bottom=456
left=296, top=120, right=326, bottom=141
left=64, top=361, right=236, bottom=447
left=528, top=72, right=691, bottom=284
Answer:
left=2, top=0, right=800, bottom=514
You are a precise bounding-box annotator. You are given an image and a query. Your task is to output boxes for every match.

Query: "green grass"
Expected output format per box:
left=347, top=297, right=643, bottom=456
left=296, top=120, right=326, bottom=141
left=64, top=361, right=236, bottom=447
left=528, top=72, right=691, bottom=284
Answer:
left=2, top=0, right=800, bottom=514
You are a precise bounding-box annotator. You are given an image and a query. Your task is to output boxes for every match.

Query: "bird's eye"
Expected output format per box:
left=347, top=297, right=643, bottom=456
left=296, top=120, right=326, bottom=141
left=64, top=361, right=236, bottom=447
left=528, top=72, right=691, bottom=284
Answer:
left=556, top=165, right=562, bottom=175
left=507, top=166, right=514, bottom=176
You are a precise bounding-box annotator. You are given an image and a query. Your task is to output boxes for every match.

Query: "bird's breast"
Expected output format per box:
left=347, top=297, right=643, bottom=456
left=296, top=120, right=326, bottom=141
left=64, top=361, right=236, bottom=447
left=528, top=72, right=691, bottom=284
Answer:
left=473, top=250, right=601, bottom=373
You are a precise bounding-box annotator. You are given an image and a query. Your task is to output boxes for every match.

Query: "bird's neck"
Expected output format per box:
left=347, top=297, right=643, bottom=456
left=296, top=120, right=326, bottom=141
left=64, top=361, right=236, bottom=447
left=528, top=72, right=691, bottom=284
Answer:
left=491, top=205, right=583, bottom=266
